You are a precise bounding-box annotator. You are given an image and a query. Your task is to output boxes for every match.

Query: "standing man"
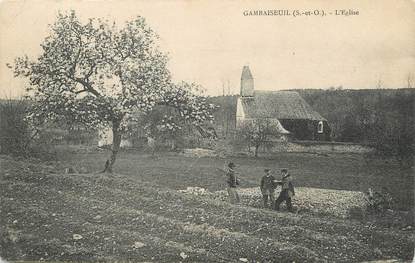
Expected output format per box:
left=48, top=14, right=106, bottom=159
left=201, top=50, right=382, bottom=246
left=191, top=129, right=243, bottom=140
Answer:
left=260, top=168, right=276, bottom=208
left=274, top=169, right=295, bottom=212
left=226, top=162, right=240, bottom=204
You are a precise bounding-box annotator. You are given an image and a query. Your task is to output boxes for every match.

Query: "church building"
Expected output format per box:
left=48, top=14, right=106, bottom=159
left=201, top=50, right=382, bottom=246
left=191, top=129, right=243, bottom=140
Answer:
left=210, top=66, right=331, bottom=141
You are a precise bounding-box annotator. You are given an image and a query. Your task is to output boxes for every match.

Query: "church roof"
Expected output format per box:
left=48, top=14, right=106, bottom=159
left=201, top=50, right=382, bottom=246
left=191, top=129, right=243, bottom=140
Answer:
left=240, top=118, right=291, bottom=134
left=241, top=91, right=326, bottom=121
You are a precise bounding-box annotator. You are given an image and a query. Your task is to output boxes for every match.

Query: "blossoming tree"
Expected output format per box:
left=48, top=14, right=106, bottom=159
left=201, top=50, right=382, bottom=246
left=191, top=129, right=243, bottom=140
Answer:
left=12, top=11, right=214, bottom=172
left=238, top=119, right=286, bottom=157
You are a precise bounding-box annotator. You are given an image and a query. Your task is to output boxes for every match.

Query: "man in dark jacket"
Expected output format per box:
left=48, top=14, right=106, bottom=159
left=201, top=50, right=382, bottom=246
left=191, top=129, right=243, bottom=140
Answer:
left=260, top=168, right=276, bottom=208
left=226, top=162, right=240, bottom=204
left=274, top=169, right=295, bottom=212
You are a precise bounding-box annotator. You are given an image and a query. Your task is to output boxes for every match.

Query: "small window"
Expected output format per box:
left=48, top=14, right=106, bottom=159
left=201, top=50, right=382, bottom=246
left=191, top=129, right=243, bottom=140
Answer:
left=318, top=121, right=324, bottom=134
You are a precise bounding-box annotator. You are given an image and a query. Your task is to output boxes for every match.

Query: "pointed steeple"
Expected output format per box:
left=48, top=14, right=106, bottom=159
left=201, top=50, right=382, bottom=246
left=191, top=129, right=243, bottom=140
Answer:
left=240, top=65, right=254, bottom=97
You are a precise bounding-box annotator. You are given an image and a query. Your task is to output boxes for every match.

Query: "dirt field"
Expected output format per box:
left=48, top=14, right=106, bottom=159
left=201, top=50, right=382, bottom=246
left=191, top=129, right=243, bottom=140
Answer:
left=0, top=151, right=414, bottom=262
left=57, top=149, right=414, bottom=210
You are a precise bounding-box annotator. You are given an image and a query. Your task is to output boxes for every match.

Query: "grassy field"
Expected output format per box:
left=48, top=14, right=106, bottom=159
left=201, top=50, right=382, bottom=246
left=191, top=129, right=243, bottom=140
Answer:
left=58, top=149, right=414, bottom=210
left=1, top=150, right=414, bottom=262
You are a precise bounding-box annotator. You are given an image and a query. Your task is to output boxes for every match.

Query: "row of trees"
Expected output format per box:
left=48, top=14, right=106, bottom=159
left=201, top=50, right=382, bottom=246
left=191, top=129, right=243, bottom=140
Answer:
left=10, top=11, right=215, bottom=172
left=298, top=88, right=414, bottom=164
left=0, top=98, right=86, bottom=159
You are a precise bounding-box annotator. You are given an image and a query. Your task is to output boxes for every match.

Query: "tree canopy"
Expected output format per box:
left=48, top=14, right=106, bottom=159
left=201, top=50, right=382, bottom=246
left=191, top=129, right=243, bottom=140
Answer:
left=238, top=118, right=285, bottom=157
left=12, top=11, right=214, bottom=172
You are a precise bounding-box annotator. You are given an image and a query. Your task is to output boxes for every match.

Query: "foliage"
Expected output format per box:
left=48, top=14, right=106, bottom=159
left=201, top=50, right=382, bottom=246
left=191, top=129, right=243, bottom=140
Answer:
left=0, top=98, right=58, bottom=160
left=63, top=126, right=98, bottom=145
left=297, top=88, right=415, bottom=164
left=237, top=118, right=283, bottom=157
left=12, top=11, right=214, bottom=172
left=133, top=82, right=214, bottom=149
left=0, top=98, right=33, bottom=156
left=206, top=95, right=238, bottom=138
left=35, top=124, right=98, bottom=145
left=365, top=187, right=394, bottom=213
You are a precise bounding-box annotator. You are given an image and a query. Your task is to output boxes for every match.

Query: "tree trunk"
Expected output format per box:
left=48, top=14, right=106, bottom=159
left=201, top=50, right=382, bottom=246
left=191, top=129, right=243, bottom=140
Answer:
left=103, top=121, right=122, bottom=173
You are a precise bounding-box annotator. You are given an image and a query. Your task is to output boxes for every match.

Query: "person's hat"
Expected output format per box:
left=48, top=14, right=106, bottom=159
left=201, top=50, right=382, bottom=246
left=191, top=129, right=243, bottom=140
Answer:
left=264, top=168, right=271, bottom=172
left=228, top=162, right=236, bottom=168
left=281, top=168, right=288, bottom=173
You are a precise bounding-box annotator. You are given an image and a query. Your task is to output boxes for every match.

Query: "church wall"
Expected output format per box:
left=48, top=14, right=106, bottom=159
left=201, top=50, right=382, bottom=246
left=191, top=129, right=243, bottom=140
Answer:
left=279, top=119, right=331, bottom=141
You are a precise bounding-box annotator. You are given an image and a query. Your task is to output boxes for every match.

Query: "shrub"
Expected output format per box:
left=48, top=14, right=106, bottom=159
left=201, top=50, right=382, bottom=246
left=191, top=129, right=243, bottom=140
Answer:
left=365, top=187, right=394, bottom=213
left=0, top=98, right=32, bottom=156
left=0, top=98, right=59, bottom=160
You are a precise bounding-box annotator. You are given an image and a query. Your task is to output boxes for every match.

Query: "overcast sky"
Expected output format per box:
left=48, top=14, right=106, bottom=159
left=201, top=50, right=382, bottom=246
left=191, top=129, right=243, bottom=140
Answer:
left=0, top=0, right=414, bottom=98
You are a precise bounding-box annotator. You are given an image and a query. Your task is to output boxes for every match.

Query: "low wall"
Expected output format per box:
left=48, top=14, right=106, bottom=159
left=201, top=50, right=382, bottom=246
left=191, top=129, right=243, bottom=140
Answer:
left=271, top=140, right=373, bottom=154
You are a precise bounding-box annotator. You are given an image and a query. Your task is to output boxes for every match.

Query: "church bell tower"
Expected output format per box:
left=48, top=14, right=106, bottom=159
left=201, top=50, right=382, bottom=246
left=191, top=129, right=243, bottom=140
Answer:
left=240, top=65, right=254, bottom=97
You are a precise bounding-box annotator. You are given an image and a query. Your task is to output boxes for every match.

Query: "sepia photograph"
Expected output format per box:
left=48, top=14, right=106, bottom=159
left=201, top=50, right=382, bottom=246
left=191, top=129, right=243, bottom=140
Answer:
left=0, top=0, right=414, bottom=262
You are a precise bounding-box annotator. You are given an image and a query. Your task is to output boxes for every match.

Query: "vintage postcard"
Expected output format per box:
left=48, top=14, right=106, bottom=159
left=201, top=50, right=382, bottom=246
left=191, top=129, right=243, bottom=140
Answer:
left=0, top=0, right=414, bottom=262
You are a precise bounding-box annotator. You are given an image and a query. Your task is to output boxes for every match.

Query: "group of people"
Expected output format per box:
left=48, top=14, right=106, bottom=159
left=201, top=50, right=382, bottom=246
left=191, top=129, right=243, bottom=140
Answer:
left=226, top=162, right=295, bottom=212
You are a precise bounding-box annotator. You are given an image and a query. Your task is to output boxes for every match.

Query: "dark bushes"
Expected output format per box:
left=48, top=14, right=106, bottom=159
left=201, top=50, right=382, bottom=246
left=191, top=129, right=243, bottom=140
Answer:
left=0, top=98, right=32, bottom=156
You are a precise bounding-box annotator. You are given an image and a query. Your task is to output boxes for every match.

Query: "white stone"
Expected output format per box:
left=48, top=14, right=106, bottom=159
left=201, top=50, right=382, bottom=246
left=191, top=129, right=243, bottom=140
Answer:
left=132, top=241, right=146, bottom=249
left=180, top=252, right=188, bottom=259
left=72, top=234, right=83, bottom=240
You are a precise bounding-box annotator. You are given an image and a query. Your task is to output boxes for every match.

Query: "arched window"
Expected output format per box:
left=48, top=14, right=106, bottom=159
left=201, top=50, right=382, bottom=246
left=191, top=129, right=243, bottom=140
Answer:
left=318, top=121, right=324, bottom=133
